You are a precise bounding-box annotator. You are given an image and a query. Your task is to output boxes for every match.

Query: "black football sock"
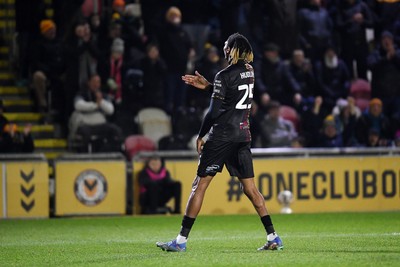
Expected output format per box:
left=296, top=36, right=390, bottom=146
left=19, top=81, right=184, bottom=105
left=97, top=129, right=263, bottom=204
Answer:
left=261, top=215, right=275, bottom=235
left=179, top=215, right=196, bottom=238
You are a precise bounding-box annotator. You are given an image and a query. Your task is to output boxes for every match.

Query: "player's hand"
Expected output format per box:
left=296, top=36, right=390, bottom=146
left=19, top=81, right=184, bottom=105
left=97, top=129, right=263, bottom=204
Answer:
left=182, top=71, right=211, bottom=90
left=196, top=137, right=205, bottom=155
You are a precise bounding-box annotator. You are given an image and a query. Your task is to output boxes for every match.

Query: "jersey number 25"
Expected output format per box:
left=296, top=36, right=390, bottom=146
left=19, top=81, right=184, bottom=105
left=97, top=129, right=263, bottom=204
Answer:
left=236, top=84, right=254, bottom=110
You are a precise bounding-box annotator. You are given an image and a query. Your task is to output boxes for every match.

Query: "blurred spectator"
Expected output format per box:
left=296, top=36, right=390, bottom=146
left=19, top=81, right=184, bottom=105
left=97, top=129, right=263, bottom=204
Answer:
left=394, top=130, right=400, bottom=147
left=315, top=46, right=351, bottom=114
left=68, top=74, right=123, bottom=152
left=139, top=43, right=167, bottom=109
left=15, top=0, right=43, bottom=84
left=121, top=3, right=145, bottom=53
left=259, top=101, right=298, bottom=148
left=0, top=101, right=34, bottom=153
left=301, top=96, right=325, bottom=147
left=177, top=0, right=212, bottom=59
left=249, top=101, right=263, bottom=148
left=315, top=115, right=343, bottom=148
left=298, top=0, right=333, bottom=62
left=336, top=0, right=374, bottom=79
left=0, top=123, right=34, bottom=153
left=0, top=100, right=7, bottom=131
left=254, top=43, right=288, bottom=106
left=367, top=31, right=400, bottom=120
left=264, top=0, right=299, bottom=59
left=366, top=128, right=389, bottom=147
left=53, top=0, right=85, bottom=39
left=369, top=0, right=400, bottom=37
left=332, top=98, right=358, bottom=147
left=332, top=97, right=361, bottom=118
left=64, top=19, right=100, bottom=122
left=158, top=6, right=195, bottom=114
left=98, top=38, right=132, bottom=104
left=291, top=136, right=306, bottom=148
left=98, top=21, right=122, bottom=59
left=355, top=98, right=393, bottom=146
left=111, top=0, right=126, bottom=18
left=88, top=13, right=102, bottom=45
left=140, top=0, right=171, bottom=40
left=138, top=156, right=182, bottom=215
left=284, top=49, right=317, bottom=110
left=187, top=44, right=222, bottom=109
left=31, top=19, right=65, bottom=114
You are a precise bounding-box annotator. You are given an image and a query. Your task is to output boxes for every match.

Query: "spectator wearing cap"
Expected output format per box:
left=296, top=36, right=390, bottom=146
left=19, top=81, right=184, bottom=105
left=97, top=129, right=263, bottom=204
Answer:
left=315, top=114, right=344, bottom=148
left=367, top=31, right=400, bottom=120
left=254, top=43, right=288, bottom=109
left=258, top=101, right=298, bottom=148
left=120, top=3, right=145, bottom=52
left=314, top=45, right=351, bottom=115
left=30, top=19, right=65, bottom=115
left=157, top=6, right=195, bottom=115
left=112, top=0, right=125, bottom=17
left=336, top=0, right=374, bottom=79
left=355, top=98, right=393, bottom=146
left=98, top=38, right=133, bottom=105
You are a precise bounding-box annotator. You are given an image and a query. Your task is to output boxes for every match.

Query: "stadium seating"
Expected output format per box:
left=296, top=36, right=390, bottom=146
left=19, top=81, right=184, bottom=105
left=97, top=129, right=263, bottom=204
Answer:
left=279, top=105, right=300, bottom=131
left=135, top=107, right=172, bottom=146
left=349, top=79, right=371, bottom=112
left=124, top=134, right=156, bottom=160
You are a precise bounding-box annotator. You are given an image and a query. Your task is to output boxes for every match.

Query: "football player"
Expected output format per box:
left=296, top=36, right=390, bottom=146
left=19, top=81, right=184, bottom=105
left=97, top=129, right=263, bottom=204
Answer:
left=156, top=33, right=283, bottom=252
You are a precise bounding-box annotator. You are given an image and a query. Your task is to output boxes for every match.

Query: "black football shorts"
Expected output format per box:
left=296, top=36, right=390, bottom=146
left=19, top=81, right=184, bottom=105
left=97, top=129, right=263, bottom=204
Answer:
left=197, top=140, right=254, bottom=179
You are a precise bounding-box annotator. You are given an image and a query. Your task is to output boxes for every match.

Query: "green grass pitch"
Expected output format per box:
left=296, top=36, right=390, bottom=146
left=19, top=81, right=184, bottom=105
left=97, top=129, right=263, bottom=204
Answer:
left=1, top=212, right=399, bottom=266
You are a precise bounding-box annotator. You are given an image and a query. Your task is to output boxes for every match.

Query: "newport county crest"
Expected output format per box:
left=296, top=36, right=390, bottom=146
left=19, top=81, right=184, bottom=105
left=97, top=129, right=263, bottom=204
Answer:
left=74, top=170, right=108, bottom=206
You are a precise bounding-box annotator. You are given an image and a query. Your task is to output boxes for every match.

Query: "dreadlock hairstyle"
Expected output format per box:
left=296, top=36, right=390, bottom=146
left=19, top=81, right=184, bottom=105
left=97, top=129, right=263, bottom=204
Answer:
left=226, top=33, right=254, bottom=65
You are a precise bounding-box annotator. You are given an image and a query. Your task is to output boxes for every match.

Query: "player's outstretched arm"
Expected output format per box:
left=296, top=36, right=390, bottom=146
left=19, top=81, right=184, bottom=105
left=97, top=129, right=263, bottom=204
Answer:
left=182, top=71, right=211, bottom=90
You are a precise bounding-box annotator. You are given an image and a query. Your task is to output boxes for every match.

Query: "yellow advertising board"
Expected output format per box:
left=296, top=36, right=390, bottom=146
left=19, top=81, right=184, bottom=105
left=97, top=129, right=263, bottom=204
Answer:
left=134, top=156, right=400, bottom=215
left=5, top=161, right=49, bottom=218
left=55, top=161, right=126, bottom=216
left=0, top=164, right=4, bottom=218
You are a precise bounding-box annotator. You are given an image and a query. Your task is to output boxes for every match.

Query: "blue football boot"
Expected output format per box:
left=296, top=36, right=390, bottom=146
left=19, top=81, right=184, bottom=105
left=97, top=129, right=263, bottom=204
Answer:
left=156, top=239, right=186, bottom=252
left=257, top=235, right=284, bottom=251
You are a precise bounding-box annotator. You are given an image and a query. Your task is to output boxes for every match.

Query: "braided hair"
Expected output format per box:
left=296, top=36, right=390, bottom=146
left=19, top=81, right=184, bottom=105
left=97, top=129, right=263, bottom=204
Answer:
left=226, top=33, right=254, bottom=64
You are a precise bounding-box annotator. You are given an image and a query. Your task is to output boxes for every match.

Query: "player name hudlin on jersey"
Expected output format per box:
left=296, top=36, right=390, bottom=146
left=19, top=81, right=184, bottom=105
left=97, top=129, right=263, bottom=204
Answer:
left=240, top=71, right=254, bottom=79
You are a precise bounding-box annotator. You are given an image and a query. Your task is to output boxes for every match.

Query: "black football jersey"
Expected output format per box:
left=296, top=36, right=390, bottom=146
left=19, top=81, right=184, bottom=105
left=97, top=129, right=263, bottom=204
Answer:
left=208, top=61, right=254, bottom=142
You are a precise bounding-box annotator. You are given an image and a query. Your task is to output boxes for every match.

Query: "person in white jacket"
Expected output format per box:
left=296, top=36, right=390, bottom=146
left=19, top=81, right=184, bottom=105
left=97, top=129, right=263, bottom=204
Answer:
left=68, top=74, right=123, bottom=151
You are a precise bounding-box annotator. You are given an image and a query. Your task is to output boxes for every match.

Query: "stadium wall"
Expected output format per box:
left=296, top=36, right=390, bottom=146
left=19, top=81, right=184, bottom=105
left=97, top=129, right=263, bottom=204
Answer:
left=1, top=151, right=400, bottom=218
left=0, top=155, right=49, bottom=219
left=133, top=155, right=400, bottom=215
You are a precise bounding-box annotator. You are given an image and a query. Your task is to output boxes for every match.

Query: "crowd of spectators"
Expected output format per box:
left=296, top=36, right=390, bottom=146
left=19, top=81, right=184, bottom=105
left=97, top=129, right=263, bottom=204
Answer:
left=9, top=0, right=400, bottom=153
